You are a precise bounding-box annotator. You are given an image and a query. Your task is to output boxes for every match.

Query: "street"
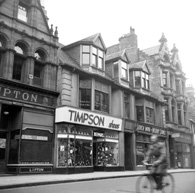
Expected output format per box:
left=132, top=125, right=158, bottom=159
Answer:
left=0, top=172, right=194, bottom=193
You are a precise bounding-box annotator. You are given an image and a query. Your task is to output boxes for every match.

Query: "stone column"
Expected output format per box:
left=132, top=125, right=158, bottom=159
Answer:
left=3, top=49, right=15, bottom=80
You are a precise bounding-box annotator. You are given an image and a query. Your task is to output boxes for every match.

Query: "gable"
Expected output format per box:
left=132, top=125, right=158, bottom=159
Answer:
left=93, top=36, right=106, bottom=50
left=143, top=63, right=150, bottom=74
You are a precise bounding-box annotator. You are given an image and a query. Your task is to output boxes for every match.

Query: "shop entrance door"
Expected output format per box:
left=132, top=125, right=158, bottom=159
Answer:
left=0, top=132, right=7, bottom=173
left=125, top=133, right=132, bottom=170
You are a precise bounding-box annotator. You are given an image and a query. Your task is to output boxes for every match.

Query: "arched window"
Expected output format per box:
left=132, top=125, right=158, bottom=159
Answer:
left=33, top=49, right=46, bottom=86
left=13, top=42, right=27, bottom=81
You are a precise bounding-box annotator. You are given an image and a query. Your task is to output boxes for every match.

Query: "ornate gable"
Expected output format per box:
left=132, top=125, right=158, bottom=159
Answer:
left=171, top=44, right=182, bottom=71
left=159, top=33, right=171, bottom=63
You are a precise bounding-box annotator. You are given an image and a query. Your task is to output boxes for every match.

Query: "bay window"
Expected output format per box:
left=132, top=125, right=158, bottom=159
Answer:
left=134, top=71, right=149, bottom=90
left=82, top=45, right=104, bottom=69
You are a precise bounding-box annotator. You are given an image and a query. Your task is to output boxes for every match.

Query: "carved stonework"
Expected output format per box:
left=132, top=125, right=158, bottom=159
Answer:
left=79, top=80, right=92, bottom=89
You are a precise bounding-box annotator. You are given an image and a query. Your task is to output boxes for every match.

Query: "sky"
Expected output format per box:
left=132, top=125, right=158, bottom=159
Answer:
left=43, top=0, right=195, bottom=87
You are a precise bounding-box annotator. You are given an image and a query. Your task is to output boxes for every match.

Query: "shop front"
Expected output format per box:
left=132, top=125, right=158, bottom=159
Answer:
left=0, top=81, right=58, bottom=174
left=171, top=132, right=193, bottom=168
left=135, top=123, right=167, bottom=170
left=54, top=106, right=123, bottom=174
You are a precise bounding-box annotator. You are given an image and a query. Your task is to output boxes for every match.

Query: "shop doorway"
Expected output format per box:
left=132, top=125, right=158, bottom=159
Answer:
left=125, top=132, right=132, bottom=170
left=0, top=104, right=22, bottom=173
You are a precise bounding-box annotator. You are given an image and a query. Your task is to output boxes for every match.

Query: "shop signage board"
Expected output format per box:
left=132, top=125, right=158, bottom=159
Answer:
left=0, top=83, right=55, bottom=106
left=136, top=124, right=167, bottom=136
left=171, top=133, right=180, bottom=138
left=22, top=134, right=48, bottom=141
left=55, top=106, right=122, bottom=131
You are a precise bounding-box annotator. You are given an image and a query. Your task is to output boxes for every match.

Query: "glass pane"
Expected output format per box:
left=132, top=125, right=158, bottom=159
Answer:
left=98, top=50, right=103, bottom=57
left=95, top=142, right=118, bottom=166
left=95, top=91, right=101, bottom=110
left=122, top=68, right=127, bottom=79
left=136, top=106, right=143, bottom=122
left=18, top=5, right=27, bottom=22
left=101, top=92, right=109, bottom=113
left=58, top=138, right=68, bottom=167
left=12, top=56, right=23, bottom=80
left=79, top=89, right=91, bottom=109
left=92, top=47, right=97, bottom=54
left=75, top=139, right=92, bottom=166
left=92, top=54, right=97, bottom=66
left=98, top=57, right=103, bottom=69
left=83, top=45, right=90, bottom=52
left=82, top=53, right=90, bottom=64
left=121, top=62, right=127, bottom=69
left=135, top=71, right=141, bottom=87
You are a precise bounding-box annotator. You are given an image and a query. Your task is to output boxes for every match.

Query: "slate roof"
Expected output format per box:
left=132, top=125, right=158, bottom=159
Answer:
left=58, top=49, right=79, bottom=68
left=142, top=45, right=160, bottom=56
left=129, top=60, right=147, bottom=70
left=106, top=44, right=120, bottom=55
left=106, top=50, right=126, bottom=61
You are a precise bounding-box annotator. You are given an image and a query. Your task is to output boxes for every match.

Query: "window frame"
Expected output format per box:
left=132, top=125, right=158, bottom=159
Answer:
left=79, top=88, right=91, bottom=110
left=17, top=2, right=29, bottom=22
left=95, top=90, right=109, bottom=113
left=162, top=71, right=168, bottom=87
left=146, top=107, right=154, bottom=124
left=82, top=45, right=90, bottom=65
left=121, top=61, right=128, bottom=80
left=136, top=106, right=144, bottom=122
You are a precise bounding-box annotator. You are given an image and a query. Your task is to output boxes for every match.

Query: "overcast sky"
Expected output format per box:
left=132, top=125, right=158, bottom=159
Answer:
left=43, top=0, right=195, bottom=87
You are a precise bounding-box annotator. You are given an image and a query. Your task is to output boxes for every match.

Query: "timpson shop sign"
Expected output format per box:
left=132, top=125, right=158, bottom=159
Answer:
left=0, top=84, right=55, bottom=106
left=136, top=124, right=167, bottom=136
left=55, top=106, right=122, bottom=131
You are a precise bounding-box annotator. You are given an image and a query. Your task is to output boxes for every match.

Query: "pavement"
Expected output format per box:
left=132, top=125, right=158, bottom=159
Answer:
left=0, top=169, right=194, bottom=190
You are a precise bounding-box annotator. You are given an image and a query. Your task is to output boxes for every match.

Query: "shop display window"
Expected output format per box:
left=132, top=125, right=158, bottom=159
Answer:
left=95, top=142, right=118, bottom=166
left=136, top=142, right=149, bottom=166
left=75, top=139, right=92, bottom=166
left=57, top=124, right=92, bottom=167
left=94, top=130, right=119, bottom=166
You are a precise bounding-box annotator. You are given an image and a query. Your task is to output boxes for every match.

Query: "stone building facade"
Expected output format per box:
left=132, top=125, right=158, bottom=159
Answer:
left=0, top=0, right=193, bottom=175
left=0, top=0, right=59, bottom=174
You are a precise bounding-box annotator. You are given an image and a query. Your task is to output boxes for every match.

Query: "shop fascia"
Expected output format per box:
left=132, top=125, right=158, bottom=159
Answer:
left=136, top=124, right=167, bottom=136
left=55, top=106, right=122, bottom=131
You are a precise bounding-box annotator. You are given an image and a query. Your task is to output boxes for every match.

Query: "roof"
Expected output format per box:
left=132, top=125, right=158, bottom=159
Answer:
left=106, top=50, right=127, bottom=62
left=129, top=60, right=150, bottom=74
left=62, top=33, right=106, bottom=50
left=142, top=45, right=160, bottom=56
left=58, top=49, right=79, bottom=68
left=106, top=44, right=120, bottom=55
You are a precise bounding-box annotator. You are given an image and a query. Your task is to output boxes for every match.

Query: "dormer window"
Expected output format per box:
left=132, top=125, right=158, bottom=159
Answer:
left=134, top=71, right=149, bottom=90
left=82, top=45, right=104, bottom=70
left=121, top=61, right=127, bottom=80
